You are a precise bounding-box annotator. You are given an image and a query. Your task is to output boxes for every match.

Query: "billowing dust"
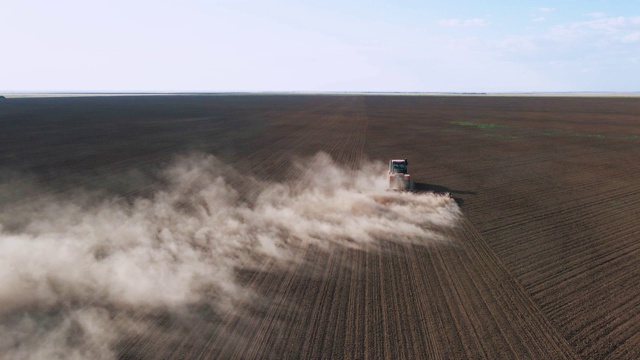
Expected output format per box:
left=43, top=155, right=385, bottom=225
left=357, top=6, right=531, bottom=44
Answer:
left=0, top=152, right=460, bottom=359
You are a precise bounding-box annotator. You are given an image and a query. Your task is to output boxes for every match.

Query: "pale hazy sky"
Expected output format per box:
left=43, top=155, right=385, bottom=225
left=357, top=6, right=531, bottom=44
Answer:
left=2, top=0, right=639, bottom=92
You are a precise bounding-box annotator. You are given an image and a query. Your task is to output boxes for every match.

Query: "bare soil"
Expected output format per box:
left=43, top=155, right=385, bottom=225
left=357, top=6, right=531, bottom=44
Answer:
left=2, top=95, right=639, bottom=359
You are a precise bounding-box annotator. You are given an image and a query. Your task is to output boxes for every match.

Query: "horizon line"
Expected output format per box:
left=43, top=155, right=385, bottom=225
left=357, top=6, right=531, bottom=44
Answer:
left=3, top=91, right=640, bottom=98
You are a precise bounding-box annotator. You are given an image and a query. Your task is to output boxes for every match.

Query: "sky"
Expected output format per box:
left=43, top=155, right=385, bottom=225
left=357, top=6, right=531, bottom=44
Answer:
left=1, top=0, right=639, bottom=93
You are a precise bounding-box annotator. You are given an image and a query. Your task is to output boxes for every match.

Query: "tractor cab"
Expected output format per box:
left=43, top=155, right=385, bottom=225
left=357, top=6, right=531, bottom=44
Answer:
left=389, top=159, right=408, bottom=174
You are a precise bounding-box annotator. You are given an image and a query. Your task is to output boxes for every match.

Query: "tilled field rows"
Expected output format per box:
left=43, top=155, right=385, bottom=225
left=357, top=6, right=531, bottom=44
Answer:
left=109, top=96, right=373, bottom=358
left=238, top=96, right=369, bottom=182
left=3, top=95, right=639, bottom=359
left=153, top=96, right=583, bottom=359
left=187, top=218, right=577, bottom=359
left=432, top=116, right=640, bottom=359
left=462, top=147, right=640, bottom=358
left=360, top=95, right=640, bottom=359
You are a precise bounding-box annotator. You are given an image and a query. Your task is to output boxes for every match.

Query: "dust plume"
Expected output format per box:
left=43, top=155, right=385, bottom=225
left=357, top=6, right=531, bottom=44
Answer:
left=0, top=152, right=460, bottom=359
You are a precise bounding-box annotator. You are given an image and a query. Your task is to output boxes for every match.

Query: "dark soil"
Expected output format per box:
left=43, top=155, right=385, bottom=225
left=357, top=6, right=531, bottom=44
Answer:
left=2, top=94, right=639, bottom=359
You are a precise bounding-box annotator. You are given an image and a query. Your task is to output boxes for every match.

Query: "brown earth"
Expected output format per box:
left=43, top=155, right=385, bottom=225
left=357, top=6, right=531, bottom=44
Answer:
left=1, top=95, right=639, bottom=359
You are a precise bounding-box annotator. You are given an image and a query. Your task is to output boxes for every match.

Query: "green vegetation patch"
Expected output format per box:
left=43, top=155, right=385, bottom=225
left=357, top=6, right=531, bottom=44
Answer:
left=484, top=133, right=520, bottom=139
left=450, top=121, right=506, bottom=129
left=574, top=133, right=605, bottom=139
left=609, top=200, right=628, bottom=208
left=542, top=129, right=610, bottom=139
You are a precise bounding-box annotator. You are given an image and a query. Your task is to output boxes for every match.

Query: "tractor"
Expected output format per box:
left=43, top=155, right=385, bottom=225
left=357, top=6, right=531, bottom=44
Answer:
left=388, top=158, right=413, bottom=191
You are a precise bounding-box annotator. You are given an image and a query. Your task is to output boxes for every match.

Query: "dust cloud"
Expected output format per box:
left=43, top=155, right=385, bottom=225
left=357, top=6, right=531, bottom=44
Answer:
left=0, top=152, right=460, bottom=359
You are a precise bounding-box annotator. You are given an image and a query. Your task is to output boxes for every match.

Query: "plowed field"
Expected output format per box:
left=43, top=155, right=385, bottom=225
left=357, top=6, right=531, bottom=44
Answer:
left=1, top=95, right=639, bottom=359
